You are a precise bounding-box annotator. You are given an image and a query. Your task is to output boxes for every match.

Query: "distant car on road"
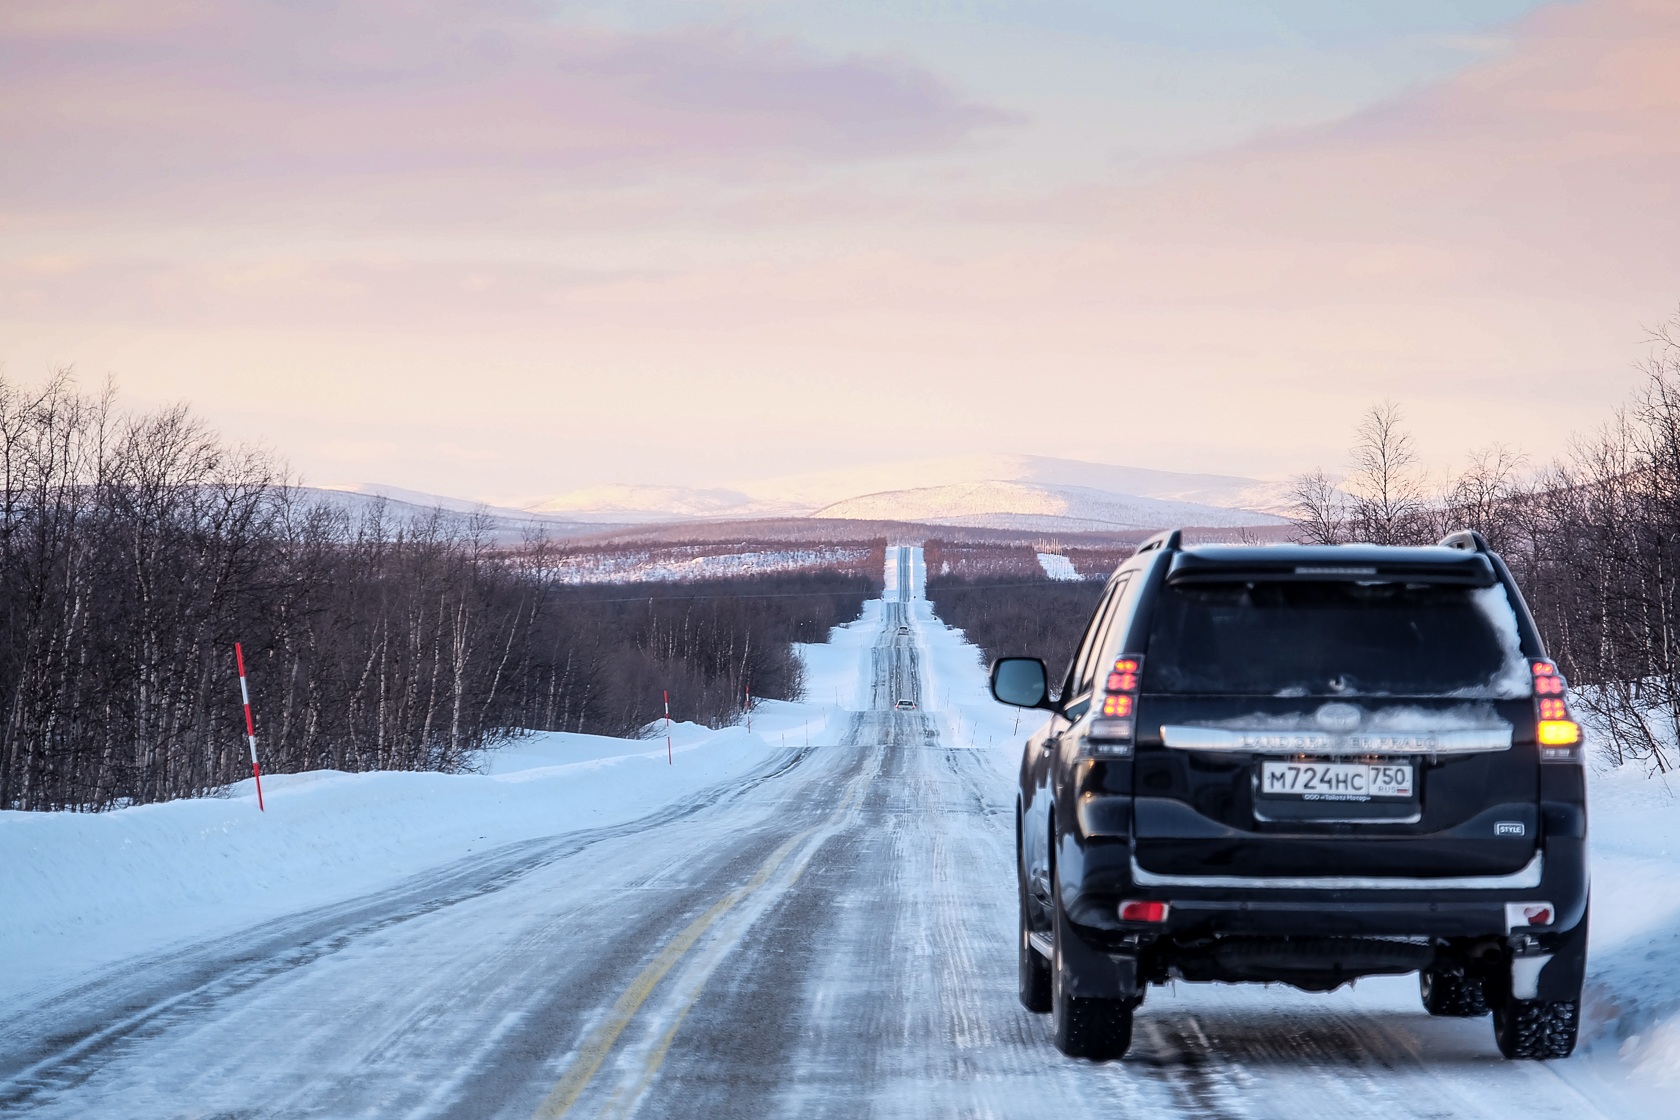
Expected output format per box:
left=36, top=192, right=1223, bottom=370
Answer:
left=898, top=625, right=910, bottom=634
left=991, top=528, right=1588, bottom=1063
left=894, top=699, right=916, bottom=710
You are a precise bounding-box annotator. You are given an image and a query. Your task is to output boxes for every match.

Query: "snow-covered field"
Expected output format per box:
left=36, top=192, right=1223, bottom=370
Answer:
left=1037, top=551, right=1082, bottom=580
left=3, top=545, right=1680, bottom=1118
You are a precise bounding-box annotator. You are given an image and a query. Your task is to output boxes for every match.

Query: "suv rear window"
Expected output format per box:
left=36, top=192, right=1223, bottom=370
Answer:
left=1144, top=580, right=1525, bottom=697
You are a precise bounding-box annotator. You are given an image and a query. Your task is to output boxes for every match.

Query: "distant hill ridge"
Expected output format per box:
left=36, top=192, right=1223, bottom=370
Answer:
left=518, top=454, right=1290, bottom=530
left=317, top=454, right=1291, bottom=537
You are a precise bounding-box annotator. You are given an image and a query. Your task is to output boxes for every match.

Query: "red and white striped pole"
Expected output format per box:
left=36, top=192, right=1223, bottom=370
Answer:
left=745, top=688, right=751, bottom=733
left=236, top=642, right=265, bottom=812
left=663, top=689, right=672, bottom=765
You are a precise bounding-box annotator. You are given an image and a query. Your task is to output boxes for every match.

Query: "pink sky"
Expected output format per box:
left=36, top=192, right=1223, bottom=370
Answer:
left=2, top=0, right=1676, bottom=500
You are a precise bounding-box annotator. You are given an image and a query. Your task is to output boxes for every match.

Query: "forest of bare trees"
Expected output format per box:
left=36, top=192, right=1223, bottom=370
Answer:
left=0, top=373, right=875, bottom=811
left=1290, top=316, right=1680, bottom=773
left=923, top=540, right=1107, bottom=685
left=13, top=312, right=1680, bottom=809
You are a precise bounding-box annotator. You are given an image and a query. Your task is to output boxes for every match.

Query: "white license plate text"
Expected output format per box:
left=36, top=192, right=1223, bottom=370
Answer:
left=1259, top=761, right=1413, bottom=801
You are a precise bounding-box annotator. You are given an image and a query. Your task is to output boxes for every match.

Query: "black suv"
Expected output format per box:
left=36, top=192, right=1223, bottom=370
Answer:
left=990, top=529, right=1588, bottom=1062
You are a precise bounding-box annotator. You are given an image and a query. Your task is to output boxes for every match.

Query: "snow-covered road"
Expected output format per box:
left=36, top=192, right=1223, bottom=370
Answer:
left=4, top=546, right=1678, bottom=1117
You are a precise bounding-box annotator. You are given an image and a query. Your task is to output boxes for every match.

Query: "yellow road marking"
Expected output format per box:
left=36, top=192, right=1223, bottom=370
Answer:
left=593, top=765, right=876, bottom=1119
left=533, top=761, right=875, bottom=1120
left=594, top=993, right=695, bottom=1119
left=529, top=833, right=807, bottom=1120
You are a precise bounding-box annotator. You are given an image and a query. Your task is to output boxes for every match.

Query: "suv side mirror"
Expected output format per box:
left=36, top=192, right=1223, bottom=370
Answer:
left=991, top=657, right=1050, bottom=709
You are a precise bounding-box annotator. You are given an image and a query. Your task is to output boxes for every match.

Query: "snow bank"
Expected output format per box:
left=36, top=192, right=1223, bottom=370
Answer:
left=0, top=681, right=852, bottom=1013
left=1579, top=761, right=1680, bottom=1081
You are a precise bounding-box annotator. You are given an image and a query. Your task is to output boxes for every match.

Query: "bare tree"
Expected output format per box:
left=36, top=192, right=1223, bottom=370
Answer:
left=1345, top=401, right=1430, bottom=545
left=0, top=372, right=882, bottom=810
left=1286, top=467, right=1348, bottom=544
left=1441, top=443, right=1530, bottom=551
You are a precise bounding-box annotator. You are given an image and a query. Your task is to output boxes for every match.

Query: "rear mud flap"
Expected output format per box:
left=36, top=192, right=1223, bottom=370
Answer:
left=1534, top=905, right=1589, bottom=1002
left=1057, top=922, right=1138, bottom=1000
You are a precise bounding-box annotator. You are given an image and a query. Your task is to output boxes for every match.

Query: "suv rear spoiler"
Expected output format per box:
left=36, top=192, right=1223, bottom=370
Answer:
left=1164, top=550, right=1498, bottom=587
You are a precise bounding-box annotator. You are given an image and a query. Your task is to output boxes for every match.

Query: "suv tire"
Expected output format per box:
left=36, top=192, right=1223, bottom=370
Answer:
left=1420, top=969, right=1489, bottom=1017
left=1050, top=869, right=1132, bottom=1060
left=1019, top=854, right=1051, bottom=1013
left=1492, top=998, right=1580, bottom=1060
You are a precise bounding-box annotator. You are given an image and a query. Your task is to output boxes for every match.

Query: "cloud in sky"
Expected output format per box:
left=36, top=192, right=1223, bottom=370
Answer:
left=1, top=0, right=1675, bottom=497
left=0, top=0, right=1005, bottom=218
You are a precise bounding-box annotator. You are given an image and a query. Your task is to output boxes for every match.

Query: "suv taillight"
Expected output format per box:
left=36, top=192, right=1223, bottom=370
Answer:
left=1087, top=655, right=1142, bottom=757
left=1531, top=659, right=1583, bottom=762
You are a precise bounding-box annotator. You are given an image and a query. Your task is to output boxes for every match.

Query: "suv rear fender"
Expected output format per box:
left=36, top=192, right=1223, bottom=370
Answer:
left=1051, top=757, right=1133, bottom=893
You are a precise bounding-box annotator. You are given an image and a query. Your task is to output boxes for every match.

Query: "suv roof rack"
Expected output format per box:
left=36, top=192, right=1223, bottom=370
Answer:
left=1439, top=529, right=1491, bottom=553
left=1137, top=528, right=1183, bottom=554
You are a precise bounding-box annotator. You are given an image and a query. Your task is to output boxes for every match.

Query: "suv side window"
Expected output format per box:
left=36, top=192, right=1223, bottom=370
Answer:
left=1062, top=583, right=1115, bottom=708
left=1072, top=575, right=1132, bottom=700
left=1087, top=573, right=1138, bottom=688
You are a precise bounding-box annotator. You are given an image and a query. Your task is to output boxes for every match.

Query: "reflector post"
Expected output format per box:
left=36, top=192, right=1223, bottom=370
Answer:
left=235, top=642, right=264, bottom=813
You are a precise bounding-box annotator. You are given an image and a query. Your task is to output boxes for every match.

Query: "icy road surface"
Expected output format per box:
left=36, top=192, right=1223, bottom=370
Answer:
left=2, top=545, right=1677, bottom=1117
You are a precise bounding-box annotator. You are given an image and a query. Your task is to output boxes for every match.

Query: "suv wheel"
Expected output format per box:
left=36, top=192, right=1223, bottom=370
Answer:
left=1492, top=998, right=1580, bottom=1060
left=1420, top=968, right=1489, bottom=1017
left=1019, top=846, right=1051, bottom=1013
left=1050, top=870, right=1133, bottom=1060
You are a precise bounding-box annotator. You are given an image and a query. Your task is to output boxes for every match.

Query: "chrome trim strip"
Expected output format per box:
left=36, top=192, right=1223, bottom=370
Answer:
left=1251, top=808, right=1424, bottom=825
left=1130, top=851, right=1544, bottom=891
left=1028, top=932, right=1054, bottom=959
left=1160, top=725, right=1512, bottom=755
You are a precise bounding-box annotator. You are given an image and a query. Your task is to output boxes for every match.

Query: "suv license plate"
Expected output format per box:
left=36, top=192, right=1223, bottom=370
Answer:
left=1259, top=761, right=1413, bottom=801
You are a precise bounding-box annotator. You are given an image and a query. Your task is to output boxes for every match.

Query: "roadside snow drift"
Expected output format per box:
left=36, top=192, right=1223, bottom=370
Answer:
left=0, top=613, right=886, bottom=1013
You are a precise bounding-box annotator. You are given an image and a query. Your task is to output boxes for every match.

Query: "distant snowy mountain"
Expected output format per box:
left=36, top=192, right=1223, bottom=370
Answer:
left=299, top=486, right=603, bottom=540
left=334, top=454, right=1293, bottom=535
left=735, top=454, right=1298, bottom=517
left=811, top=481, right=1288, bottom=531
left=523, top=483, right=803, bottom=524
left=516, top=454, right=1291, bottom=530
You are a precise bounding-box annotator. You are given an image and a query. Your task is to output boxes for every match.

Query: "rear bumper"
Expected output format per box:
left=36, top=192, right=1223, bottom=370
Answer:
left=1159, top=896, right=1540, bottom=939
left=1062, top=836, right=1588, bottom=942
